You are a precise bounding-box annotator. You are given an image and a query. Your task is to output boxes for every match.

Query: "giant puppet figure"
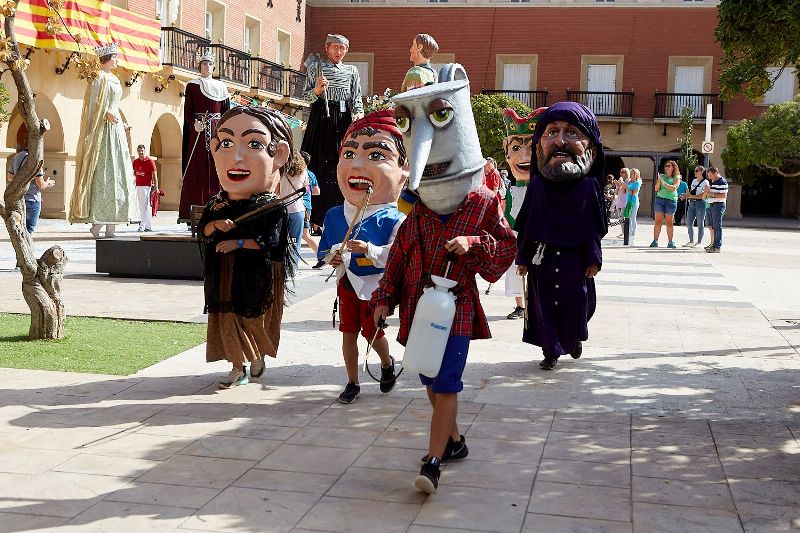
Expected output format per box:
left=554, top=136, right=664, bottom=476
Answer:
left=198, top=107, right=297, bottom=389
left=179, top=50, right=231, bottom=222
left=301, top=34, right=364, bottom=228
left=317, top=110, right=406, bottom=405
left=371, top=69, right=516, bottom=495
left=515, top=102, right=608, bottom=371
left=501, top=107, right=545, bottom=320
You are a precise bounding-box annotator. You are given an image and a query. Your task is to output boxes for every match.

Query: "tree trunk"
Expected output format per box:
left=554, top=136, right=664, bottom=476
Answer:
left=1, top=3, right=68, bottom=339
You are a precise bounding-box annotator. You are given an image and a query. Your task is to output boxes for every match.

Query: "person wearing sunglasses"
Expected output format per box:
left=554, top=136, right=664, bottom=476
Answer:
left=650, top=160, right=681, bottom=248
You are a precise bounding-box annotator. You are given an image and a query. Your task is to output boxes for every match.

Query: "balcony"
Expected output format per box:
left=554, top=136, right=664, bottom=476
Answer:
left=160, top=27, right=209, bottom=73
left=209, top=43, right=251, bottom=87
left=251, top=57, right=284, bottom=96
left=286, top=69, right=307, bottom=101
left=480, top=90, right=549, bottom=109
left=654, top=93, right=724, bottom=120
left=566, top=90, right=634, bottom=118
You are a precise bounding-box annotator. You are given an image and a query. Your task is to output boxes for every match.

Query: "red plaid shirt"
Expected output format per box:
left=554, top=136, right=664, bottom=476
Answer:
left=371, top=188, right=516, bottom=345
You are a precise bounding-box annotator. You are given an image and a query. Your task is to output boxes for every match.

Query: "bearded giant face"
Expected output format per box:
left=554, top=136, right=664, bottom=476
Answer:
left=536, top=120, right=595, bottom=182
left=337, top=128, right=407, bottom=206
left=212, top=113, right=290, bottom=199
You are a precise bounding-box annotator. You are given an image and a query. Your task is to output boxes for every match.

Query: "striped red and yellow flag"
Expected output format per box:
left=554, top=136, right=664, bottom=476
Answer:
left=15, top=0, right=162, bottom=73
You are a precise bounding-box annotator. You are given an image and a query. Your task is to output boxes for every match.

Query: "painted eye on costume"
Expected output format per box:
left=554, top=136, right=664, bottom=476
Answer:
left=219, top=139, right=235, bottom=148
left=512, top=145, right=521, bottom=152
left=248, top=139, right=265, bottom=149
left=429, top=108, right=453, bottom=127
left=342, top=150, right=356, bottom=159
left=368, top=151, right=387, bottom=161
left=396, top=116, right=410, bottom=133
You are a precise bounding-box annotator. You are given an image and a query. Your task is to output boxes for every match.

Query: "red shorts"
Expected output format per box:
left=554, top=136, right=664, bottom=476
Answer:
left=337, top=278, right=384, bottom=340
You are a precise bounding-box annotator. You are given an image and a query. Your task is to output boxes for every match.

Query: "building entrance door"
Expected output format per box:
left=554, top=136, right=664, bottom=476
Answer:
left=674, top=66, right=704, bottom=117
left=587, top=64, right=616, bottom=115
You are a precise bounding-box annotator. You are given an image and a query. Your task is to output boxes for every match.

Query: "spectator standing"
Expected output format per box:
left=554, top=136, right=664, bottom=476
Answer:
left=613, top=168, right=629, bottom=235
left=483, top=157, right=502, bottom=196
left=603, top=174, right=614, bottom=217
left=650, top=160, right=680, bottom=248
left=626, top=168, right=642, bottom=245
left=705, top=166, right=728, bottom=253
left=300, top=151, right=321, bottom=252
left=7, top=145, right=54, bottom=234
left=280, top=151, right=310, bottom=269
left=133, top=144, right=158, bottom=232
left=674, top=177, right=689, bottom=225
left=684, top=165, right=709, bottom=247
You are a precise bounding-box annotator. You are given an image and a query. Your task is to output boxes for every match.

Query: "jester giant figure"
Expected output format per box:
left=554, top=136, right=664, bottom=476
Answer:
left=371, top=68, right=516, bottom=495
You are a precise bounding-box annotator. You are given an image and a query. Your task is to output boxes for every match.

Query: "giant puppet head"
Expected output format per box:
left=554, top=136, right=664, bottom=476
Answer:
left=211, top=107, right=293, bottom=199
left=503, top=107, right=546, bottom=182
left=337, top=109, right=408, bottom=206
left=392, top=73, right=484, bottom=215
left=531, top=101, right=604, bottom=183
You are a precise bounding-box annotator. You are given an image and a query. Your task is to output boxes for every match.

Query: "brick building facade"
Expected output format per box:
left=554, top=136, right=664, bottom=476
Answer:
left=305, top=0, right=800, bottom=218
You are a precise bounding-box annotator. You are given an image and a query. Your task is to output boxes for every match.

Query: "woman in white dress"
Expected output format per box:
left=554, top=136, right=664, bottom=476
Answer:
left=69, top=43, right=137, bottom=237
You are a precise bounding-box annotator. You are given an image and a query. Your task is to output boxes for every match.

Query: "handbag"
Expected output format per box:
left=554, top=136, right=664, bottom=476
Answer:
left=623, top=199, right=634, bottom=219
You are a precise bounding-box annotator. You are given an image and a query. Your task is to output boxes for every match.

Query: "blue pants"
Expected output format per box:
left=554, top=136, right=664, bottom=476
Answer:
left=709, top=202, right=725, bottom=248
left=287, top=211, right=304, bottom=268
left=25, top=198, right=41, bottom=234
left=686, top=200, right=706, bottom=244
left=627, top=201, right=639, bottom=237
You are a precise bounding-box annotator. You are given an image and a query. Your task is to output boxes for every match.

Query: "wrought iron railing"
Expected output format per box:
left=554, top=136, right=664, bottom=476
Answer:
left=286, top=69, right=306, bottom=99
left=480, top=89, right=549, bottom=109
left=209, top=43, right=251, bottom=86
left=160, top=27, right=209, bottom=72
left=654, top=92, right=724, bottom=119
left=251, top=57, right=284, bottom=94
left=566, top=90, right=634, bottom=117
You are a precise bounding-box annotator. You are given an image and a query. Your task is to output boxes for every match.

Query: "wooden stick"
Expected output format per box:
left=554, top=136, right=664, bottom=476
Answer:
left=232, top=187, right=306, bottom=225
left=324, top=187, right=372, bottom=282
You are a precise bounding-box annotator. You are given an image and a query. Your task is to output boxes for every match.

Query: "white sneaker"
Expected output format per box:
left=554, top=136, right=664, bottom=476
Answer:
left=683, top=241, right=694, bottom=247
left=90, top=225, right=101, bottom=239
left=219, top=368, right=249, bottom=389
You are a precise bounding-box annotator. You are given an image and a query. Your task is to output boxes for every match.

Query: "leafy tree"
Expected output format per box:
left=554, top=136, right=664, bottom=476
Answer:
left=471, top=93, right=532, bottom=167
left=716, top=0, right=800, bottom=102
left=722, top=95, right=800, bottom=184
left=677, top=106, right=698, bottom=179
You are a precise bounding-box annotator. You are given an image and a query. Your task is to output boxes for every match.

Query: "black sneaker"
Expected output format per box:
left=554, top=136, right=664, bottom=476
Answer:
left=421, top=435, right=468, bottom=464
left=379, top=356, right=397, bottom=394
left=506, top=306, right=524, bottom=320
left=338, top=381, right=360, bottom=404
left=415, top=458, right=441, bottom=494
left=570, top=341, right=583, bottom=359
left=539, top=357, right=558, bottom=370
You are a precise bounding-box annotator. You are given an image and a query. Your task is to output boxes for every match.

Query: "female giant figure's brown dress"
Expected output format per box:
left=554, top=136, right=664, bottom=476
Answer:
left=199, top=192, right=292, bottom=366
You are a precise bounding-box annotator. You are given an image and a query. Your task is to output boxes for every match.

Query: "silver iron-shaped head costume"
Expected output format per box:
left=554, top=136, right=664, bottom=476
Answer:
left=392, top=68, right=483, bottom=215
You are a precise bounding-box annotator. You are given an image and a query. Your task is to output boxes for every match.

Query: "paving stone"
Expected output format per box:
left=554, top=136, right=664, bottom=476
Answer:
left=440, top=459, right=537, bottom=492
left=538, top=458, right=631, bottom=489
left=474, top=405, right=554, bottom=424
left=234, top=469, right=338, bottom=496
left=105, top=482, right=220, bottom=509
left=179, top=435, right=282, bottom=461
left=0, top=512, right=68, bottom=532
left=523, top=513, right=632, bottom=533
left=327, top=466, right=427, bottom=504
left=736, top=502, right=800, bottom=532
left=59, top=501, right=195, bottom=532
left=550, top=419, right=630, bottom=437
left=465, top=437, right=546, bottom=465
left=632, top=476, right=735, bottom=510
left=286, top=425, right=380, bottom=451
left=715, top=433, right=800, bottom=454
left=297, top=496, right=420, bottom=532
left=528, top=481, right=630, bottom=522
left=729, top=478, right=800, bottom=508
left=78, top=431, right=195, bottom=461
left=353, top=445, right=429, bottom=472
left=0, top=471, right=130, bottom=518
left=373, top=419, right=432, bottom=450
left=213, top=423, right=300, bottom=441
left=52, top=453, right=158, bottom=478
left=234, top=402, right=327, bottom=428
left=254, top=444, right=360, bottom=475
left=711, top=420, right=794, bottom=438
left=631, top=429, right=717, bottom=456
left=182, top=487, right=318, bottom=532
left=632, top=416, right=712, bottom=437
left=719, top=452, right=800, bottom=483
left=543, top=431, right=631, bottom=464
left=413, top=486, right=529, bottom=533
left=137, top=455, right=255, bottom=489
left=467, top=420, right=551, bottom=442
left=632, top=450, right=725, bottom=483
left=161, top=400, right=251, bottom=420
left=0, top=447, right=76, bottom=475
left=632, top=502, right=743, bottom=532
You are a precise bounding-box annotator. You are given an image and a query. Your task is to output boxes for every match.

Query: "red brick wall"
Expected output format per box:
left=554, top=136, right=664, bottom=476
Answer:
left=125, top=0, right=156, bottom=17
left=306, top=6, right=758, bottom=120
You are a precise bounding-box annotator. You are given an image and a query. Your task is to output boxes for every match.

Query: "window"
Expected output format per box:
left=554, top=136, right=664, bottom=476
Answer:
left=206, top=1, right=224, bottom=43
left=763, top=67, right=796, bottom=105
left=277, top=30, right=290, bottom=66
left=587, top=64, right=617, bottom=115
left=503, top=64, right=531, bottom=91
left=673, top=65, right=704, bottom=116
left=244, top=17, right=260, bottom=55
left=205, top=12, right=212, bottom=39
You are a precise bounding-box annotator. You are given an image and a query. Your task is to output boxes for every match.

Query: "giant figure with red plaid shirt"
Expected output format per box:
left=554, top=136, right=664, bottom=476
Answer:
left=371, top=69, right=516, bottom=495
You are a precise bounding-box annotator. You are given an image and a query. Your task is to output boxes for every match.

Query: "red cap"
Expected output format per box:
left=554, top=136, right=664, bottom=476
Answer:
left=340, top=109, right=401, bottom=154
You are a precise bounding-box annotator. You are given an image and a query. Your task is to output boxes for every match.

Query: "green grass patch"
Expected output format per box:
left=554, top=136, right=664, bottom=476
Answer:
left=0, top=313, right=206, bottom=375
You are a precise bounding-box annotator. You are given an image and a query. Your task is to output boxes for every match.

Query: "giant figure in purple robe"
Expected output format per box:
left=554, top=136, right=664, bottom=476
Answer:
left=178, top=50, right=231, bottom=222
left=515, top=102, right=608, bottom=371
